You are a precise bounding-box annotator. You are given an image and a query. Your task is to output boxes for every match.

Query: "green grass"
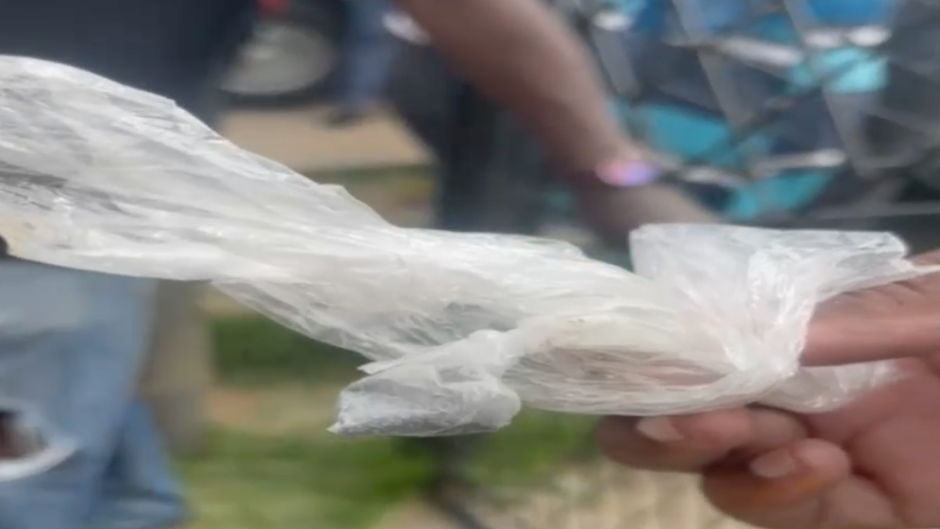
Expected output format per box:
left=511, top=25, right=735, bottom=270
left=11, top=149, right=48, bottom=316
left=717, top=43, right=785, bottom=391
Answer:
left=309, top=164, right=432, bottom=185
left=180, top=415, right=593, bottom=529
left=180, top=429, right=433, bottom=529
left=178, top=315, right=598, bottom=529
left=211, top=315, right=363, bottom=384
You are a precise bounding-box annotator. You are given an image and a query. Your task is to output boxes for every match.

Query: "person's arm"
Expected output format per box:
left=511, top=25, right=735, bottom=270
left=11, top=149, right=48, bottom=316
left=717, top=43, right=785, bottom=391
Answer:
left=391, top=0, right=718, bottom=233
left=391, top=0, right=626, bottom=174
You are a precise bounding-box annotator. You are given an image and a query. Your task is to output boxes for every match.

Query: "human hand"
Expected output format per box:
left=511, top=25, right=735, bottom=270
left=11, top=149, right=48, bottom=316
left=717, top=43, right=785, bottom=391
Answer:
left=575, top=184, right=719, bottom=247
left=597, top=251, right=940, bottom=529
left=563, top=147, right=721, bottom=246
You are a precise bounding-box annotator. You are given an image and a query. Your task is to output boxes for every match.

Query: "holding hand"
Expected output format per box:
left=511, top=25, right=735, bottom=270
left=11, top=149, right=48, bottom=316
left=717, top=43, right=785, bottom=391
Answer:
left=597, top=251, right=940, bottom=529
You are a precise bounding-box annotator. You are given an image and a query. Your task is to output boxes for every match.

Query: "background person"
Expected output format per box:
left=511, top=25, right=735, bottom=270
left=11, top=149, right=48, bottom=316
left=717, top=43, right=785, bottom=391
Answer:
left=328, top=0, right=395, bottom=126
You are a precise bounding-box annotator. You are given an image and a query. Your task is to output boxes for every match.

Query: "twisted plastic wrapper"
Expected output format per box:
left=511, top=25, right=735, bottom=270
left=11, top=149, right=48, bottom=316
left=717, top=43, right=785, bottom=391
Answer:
left=0, top=57, right=929, bottom=437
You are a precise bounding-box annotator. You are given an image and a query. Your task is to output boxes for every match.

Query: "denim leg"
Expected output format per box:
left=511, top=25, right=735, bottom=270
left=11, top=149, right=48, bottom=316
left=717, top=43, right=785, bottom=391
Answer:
left=338, top=0, right=394, bottom=111
left=85, top=401, right=187, bottom=529
left=0, top=260, right=182, bottom=529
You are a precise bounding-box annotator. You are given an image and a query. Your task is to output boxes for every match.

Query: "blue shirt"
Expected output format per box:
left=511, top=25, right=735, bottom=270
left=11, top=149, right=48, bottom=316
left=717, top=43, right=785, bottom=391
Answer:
left=625, top=0, right=892, bottom=33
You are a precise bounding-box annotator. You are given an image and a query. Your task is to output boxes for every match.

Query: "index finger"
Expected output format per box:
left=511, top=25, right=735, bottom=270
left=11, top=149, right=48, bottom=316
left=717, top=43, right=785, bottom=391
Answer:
left=803, top=310, right=940, bottom=367
left=802, top=250, right=940, bottom=367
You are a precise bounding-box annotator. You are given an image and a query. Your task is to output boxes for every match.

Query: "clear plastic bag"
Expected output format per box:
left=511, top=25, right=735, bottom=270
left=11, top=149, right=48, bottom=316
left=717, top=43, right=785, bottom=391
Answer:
left=0, top=56, right=928, bottom=437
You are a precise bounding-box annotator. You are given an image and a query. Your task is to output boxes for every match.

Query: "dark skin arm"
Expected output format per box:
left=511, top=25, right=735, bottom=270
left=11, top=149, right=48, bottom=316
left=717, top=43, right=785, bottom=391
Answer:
left=393, top=0, right=624, bottom=174
left=392, top=0, right=719, bottom=232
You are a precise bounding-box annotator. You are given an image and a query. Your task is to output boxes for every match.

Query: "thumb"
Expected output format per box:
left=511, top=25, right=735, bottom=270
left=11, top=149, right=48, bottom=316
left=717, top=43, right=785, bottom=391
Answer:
left=703, top=440, right=897, bottom=529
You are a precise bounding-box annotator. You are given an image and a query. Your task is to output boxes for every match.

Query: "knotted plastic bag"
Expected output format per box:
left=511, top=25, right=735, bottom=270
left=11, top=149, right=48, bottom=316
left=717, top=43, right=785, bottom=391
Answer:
left=0, top=56, right=927, bottom=437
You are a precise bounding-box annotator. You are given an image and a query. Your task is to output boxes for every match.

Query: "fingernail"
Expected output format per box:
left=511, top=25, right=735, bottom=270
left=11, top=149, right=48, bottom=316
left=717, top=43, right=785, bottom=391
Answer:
left=750, top=450, right=798, bottom=479
left=636, top=417, right=683, bottom=442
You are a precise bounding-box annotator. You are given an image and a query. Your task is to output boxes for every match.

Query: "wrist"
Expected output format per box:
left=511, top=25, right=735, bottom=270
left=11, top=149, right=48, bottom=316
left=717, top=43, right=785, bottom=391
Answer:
left=560, top=152, right=662, bottom=194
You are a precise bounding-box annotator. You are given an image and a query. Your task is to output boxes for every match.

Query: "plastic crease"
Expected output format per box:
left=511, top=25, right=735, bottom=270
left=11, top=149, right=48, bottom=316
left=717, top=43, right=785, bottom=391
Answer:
left=0, top=56, right=928, bottom=437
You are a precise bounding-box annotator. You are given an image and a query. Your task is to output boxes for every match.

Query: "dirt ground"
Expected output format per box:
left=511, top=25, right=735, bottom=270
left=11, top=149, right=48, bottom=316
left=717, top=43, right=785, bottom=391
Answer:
left=221, top=104, right=428, bottom=173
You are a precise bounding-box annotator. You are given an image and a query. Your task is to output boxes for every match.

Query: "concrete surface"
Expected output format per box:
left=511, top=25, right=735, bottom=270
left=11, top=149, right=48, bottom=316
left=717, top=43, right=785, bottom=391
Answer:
left=221, top=104, right=429, bottom=173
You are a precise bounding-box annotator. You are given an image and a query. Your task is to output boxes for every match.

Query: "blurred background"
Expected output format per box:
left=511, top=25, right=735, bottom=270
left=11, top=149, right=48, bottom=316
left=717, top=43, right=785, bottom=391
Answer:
left=144, top=0, right=940, bottom=528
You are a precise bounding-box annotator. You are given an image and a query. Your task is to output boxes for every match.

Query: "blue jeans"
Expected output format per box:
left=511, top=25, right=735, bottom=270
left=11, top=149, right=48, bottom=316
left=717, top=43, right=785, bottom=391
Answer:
left=337, top=0, right=394, bottom=111
left=0, top=261, right=185, bottom=529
